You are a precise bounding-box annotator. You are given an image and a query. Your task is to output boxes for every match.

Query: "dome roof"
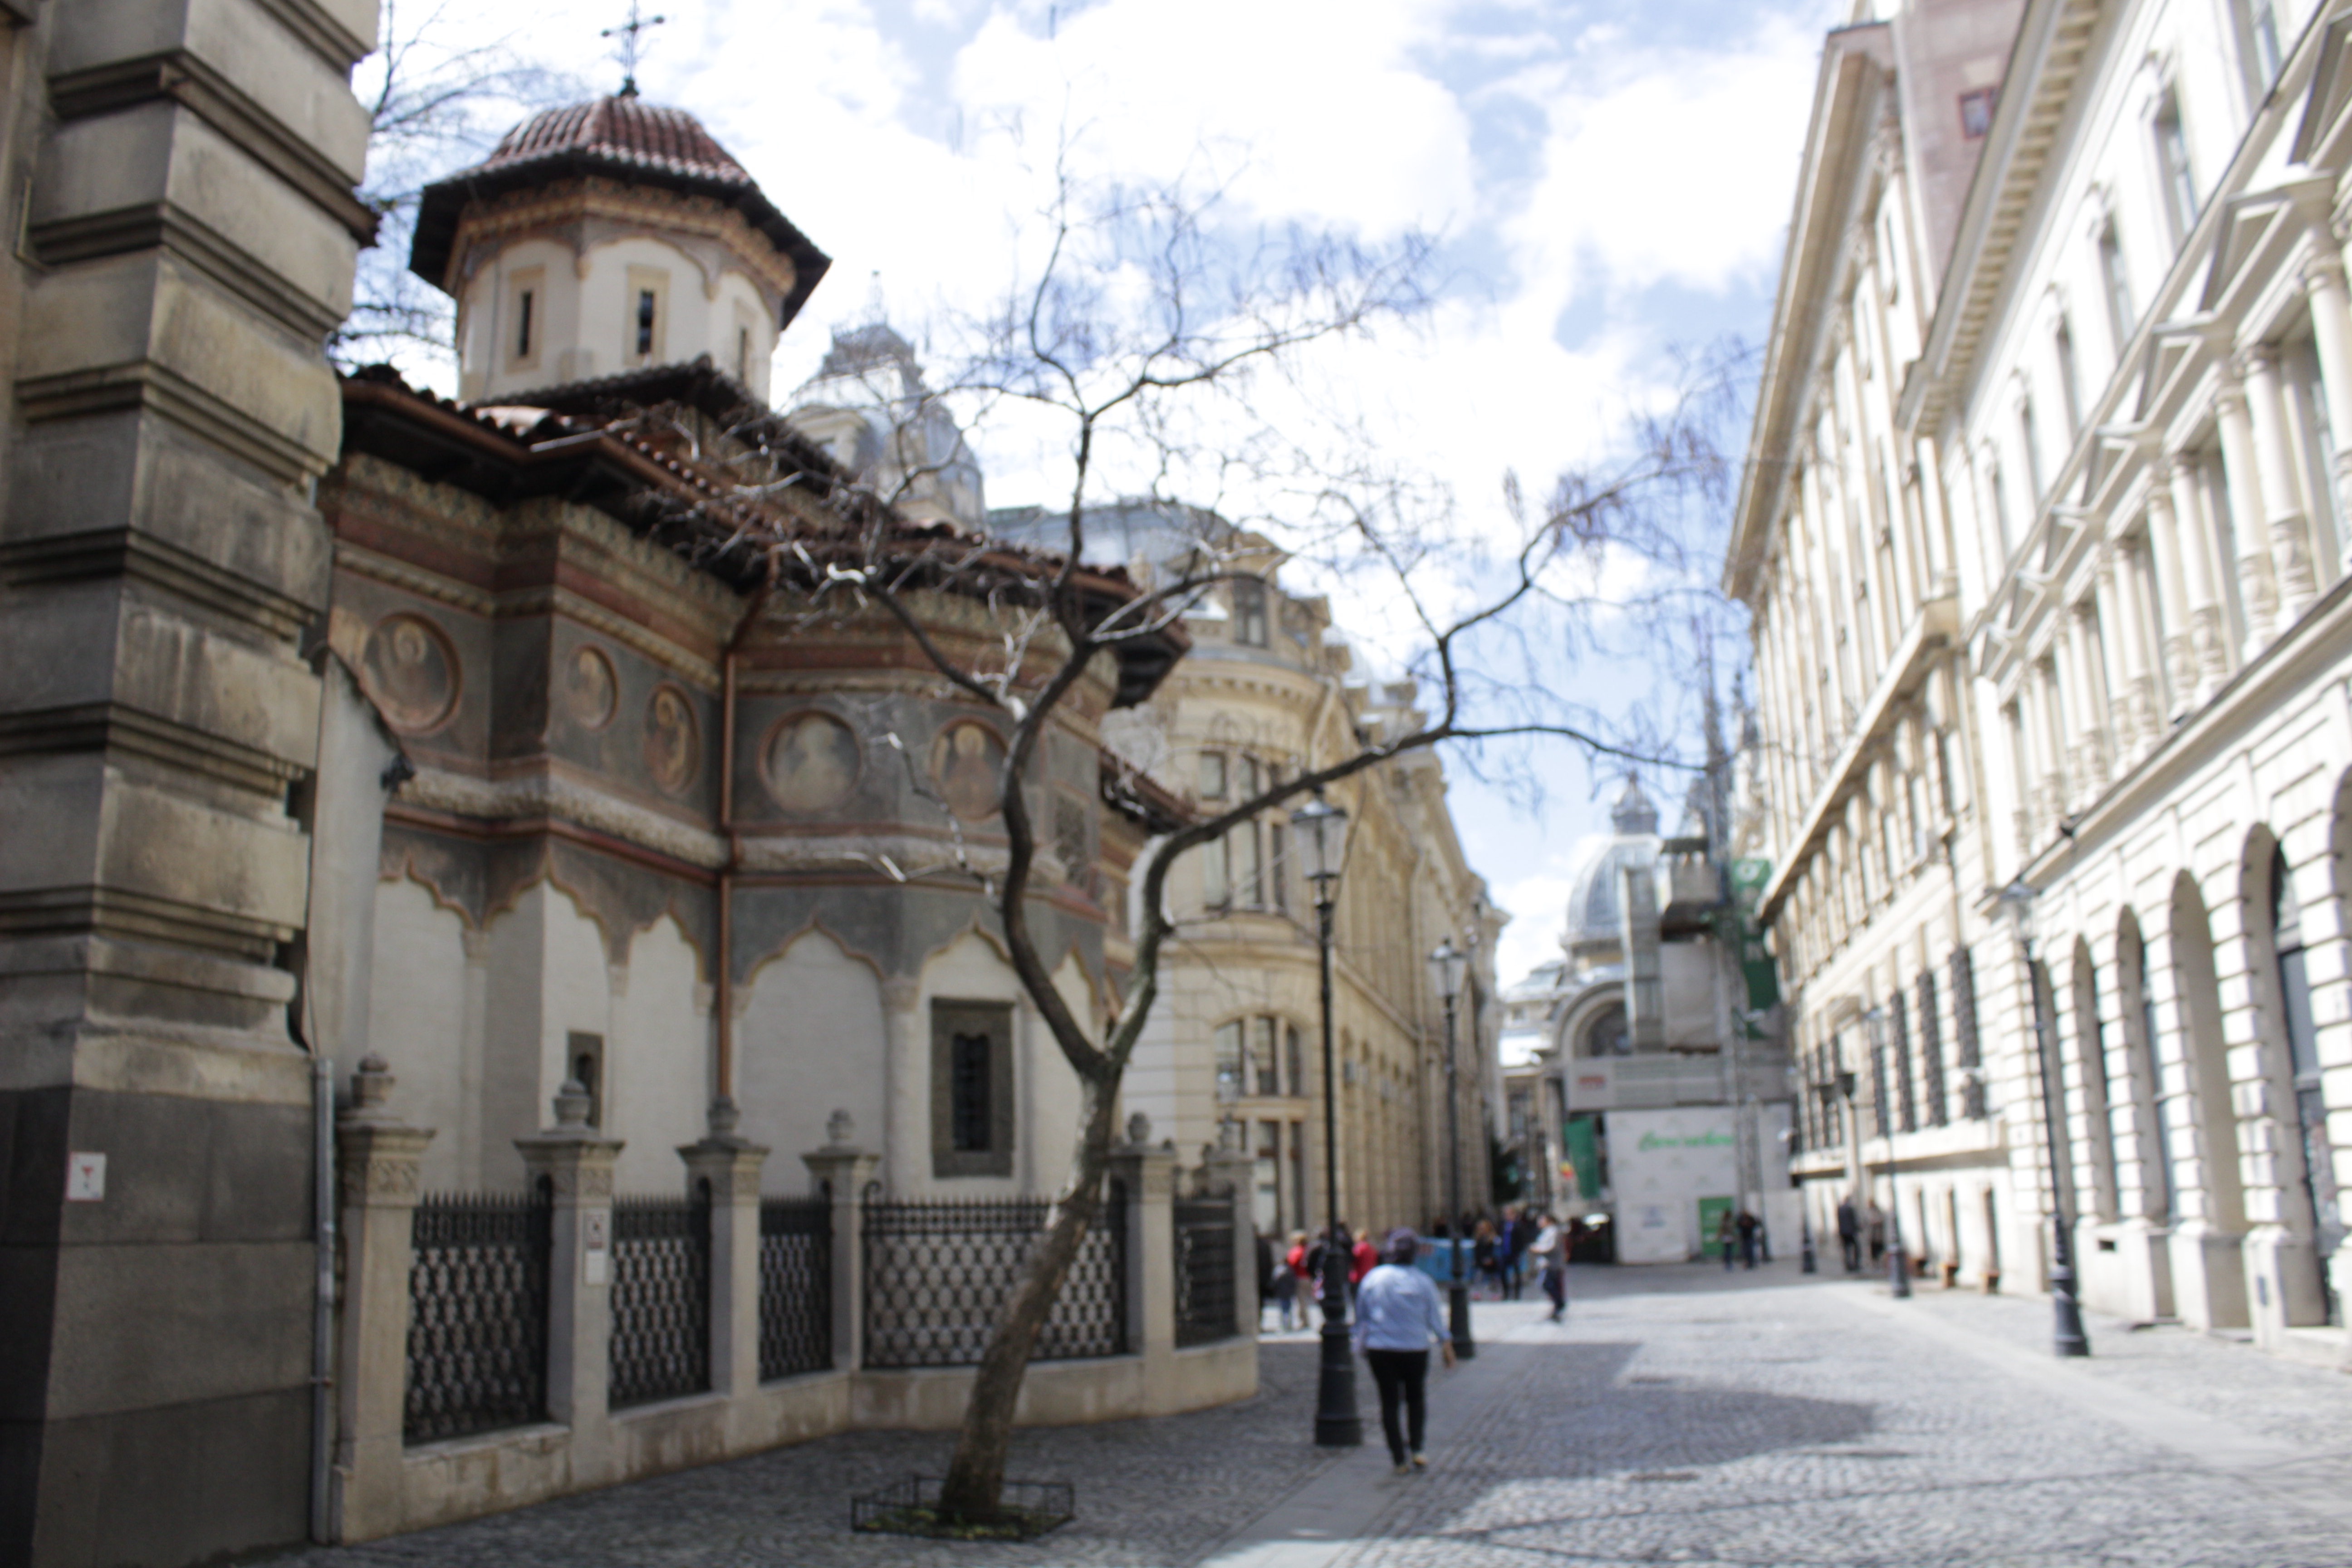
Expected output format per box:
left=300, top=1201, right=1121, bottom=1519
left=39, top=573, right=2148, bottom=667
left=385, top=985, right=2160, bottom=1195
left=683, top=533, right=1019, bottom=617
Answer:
left=410, top=93, right=831, bottom=329
left=1563, top=778, right=1662, bottom=953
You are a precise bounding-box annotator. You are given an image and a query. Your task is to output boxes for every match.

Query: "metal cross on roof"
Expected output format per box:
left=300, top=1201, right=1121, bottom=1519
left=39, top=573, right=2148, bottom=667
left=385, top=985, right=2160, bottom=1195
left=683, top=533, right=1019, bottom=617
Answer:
left=602, top=0, right=668, bottom=96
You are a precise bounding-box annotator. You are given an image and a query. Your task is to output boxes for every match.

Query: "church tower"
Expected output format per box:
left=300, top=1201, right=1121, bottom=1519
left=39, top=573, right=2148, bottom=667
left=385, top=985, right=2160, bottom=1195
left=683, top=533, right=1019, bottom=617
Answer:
left=411, top=92, right=829, bottom=405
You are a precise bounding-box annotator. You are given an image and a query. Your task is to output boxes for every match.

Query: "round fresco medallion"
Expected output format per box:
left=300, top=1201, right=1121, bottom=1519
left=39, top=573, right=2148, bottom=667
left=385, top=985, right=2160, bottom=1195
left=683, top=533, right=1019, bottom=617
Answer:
left=643, top=684, right=701, bottom=794
left=562, top=643, right=617, bottom=730
left=360, top=612, right=459, bottom=733
left=929, top=719, right=1006, bottom=823
left=764, top=710, right=862, bottom=814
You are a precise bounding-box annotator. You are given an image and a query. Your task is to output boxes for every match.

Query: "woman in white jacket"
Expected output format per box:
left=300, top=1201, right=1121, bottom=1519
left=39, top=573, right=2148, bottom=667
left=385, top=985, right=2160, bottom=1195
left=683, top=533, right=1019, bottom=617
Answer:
left=1352, top=1229, right=1455, bottom=1473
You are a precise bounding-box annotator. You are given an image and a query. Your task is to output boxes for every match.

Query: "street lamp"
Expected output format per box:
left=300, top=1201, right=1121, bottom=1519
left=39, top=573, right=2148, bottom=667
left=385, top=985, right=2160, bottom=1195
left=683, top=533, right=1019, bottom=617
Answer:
left=1996, top=878, right=2090, bottom=1357
left=1428, top=936, right=1475, bottom=1360
left=1293, top=789, right=1362, bottom=1446
left=1865, top=1006, right=1911, bottom=1299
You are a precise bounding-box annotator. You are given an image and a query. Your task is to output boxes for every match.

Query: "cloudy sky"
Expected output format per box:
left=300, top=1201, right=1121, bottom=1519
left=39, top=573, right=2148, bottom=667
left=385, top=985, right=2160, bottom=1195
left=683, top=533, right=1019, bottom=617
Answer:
left=387, top=0, right=1844, bottom=985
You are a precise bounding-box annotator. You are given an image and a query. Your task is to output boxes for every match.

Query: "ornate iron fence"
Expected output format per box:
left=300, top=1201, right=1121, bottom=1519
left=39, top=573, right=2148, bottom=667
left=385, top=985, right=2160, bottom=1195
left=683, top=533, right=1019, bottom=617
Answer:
left=405, top=1186, right=552, bottom=1444
left=609, top=1189, right=711, bottom=1408
left=1172, top=1196, right=1238, bottom=1347
left=862, top=1185, right=1127, bottom=1368
left=759, top=1196, right=833, bottom=1380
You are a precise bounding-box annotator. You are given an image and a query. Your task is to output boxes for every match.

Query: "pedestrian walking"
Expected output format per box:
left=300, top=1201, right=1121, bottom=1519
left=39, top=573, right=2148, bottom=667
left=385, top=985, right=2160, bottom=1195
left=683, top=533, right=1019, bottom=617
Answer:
left=1353, top=1228, right=1454, bottom=1474
left=1267, top=1231, right=1302, bottom=1330
left=1499, top=1207, right=1525, bottom=1300
left=1255, top=1230, right=1277, bottom=1331
left=1280, top=1231, right=1310, bottom=1328
left=1865, top=1200, right=1886, bottom=1267
left=1350, top=1226, right=1379, bottom=1298
left=1715, top=1208, right=1738, bottom=1270
left=1529, top=1211, right=1566, bottom=1319
left=1472, top=1219, right=1499, bottom=1297
left=1736, top=1209, right=1762, bottom=1270
left=1836, top=1196, right=1861, bottom=1274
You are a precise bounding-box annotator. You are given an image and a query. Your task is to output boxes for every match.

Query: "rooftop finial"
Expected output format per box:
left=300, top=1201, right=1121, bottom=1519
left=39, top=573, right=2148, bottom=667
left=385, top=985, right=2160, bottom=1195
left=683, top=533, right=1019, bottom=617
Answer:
left=601, top=0, right=668, bottom=97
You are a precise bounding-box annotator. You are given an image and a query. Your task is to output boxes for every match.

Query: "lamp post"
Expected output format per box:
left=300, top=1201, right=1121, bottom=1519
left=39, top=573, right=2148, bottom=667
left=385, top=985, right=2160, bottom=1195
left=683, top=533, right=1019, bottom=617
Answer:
left=1865, top=1006, right=1911, bottom=1299
left=1293, top=790, right=1362, bottom=1446
left=1429, top=937, right=1475, bottom=1359
left=1997, top=878, right=2090, bottom=1357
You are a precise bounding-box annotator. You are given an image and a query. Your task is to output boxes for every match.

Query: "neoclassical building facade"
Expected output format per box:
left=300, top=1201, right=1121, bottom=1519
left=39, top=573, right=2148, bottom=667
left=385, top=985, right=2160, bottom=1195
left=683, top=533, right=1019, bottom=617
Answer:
left=1735, top=0, right=2352, bottom=1357
left=989, top=503, right=1503, bottom=1241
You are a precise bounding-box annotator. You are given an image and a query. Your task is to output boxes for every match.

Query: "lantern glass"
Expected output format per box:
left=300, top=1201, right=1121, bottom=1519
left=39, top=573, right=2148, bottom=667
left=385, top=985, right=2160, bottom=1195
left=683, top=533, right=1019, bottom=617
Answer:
left=1291, top=793, right=1349, bottom=890
left=1998, top=877, right=2038, bottom=946
left=1427, top=939, right=1467, bottom=1001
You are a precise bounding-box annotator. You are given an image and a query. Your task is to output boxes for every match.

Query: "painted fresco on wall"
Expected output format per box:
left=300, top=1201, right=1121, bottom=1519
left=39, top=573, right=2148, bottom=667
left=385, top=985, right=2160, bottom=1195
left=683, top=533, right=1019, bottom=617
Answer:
left=361, top=612, right=460, bottom=733
left=645, top=683, right=701, bottom=793
left=766, top=711, right=862, bottom=812
left=931, top=720, right=1005, bottom=821
left=563, top=644, right=618, bottom=730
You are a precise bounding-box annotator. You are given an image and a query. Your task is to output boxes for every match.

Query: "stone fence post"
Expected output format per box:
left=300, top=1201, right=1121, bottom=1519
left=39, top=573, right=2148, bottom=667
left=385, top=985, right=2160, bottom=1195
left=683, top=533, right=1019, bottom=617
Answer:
left=802, top=1110, right=878, bottom=1371
left=516, top=1081, right=623, bottom=1483
left=1109, top=1117, right=1177, bottom=1404
left=681, top=1103, right=767, bottom=1401
left=331, top=1055, right=433, bottom=1543
left=1202, top=1142, right=1259, bottom=1340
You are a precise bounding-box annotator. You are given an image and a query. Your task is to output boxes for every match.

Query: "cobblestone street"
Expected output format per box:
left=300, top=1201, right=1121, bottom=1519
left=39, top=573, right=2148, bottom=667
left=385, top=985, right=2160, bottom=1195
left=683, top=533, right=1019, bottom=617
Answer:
left=290, top=1264, right=2352, bottom=1568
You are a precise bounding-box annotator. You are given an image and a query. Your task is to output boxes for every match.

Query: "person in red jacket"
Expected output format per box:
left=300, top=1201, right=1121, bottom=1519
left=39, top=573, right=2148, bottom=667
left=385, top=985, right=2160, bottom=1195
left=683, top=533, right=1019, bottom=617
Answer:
left=1350, top=1227, right=1379, bottom=1293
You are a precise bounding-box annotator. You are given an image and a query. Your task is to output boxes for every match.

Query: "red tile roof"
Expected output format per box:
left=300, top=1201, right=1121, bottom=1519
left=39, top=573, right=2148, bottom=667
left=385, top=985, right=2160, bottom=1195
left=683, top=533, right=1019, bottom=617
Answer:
left=481, top=96, right=754, bottom=187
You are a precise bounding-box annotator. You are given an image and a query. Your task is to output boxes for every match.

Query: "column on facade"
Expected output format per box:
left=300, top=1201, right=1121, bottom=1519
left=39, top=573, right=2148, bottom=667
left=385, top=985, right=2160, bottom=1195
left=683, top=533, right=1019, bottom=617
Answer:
left=2142, top=482, right=2195, bottom=717
left=1913, top=435, right=1957, bottom=598
left=2102, top=537, right=2156, bottom=763
left=2302, top=251, right=2352, bottom=570
left=2165, top=453, right=2233, bottom=700
left=2241, top=346, right=2319, bottom=626
left=2213, top=368, right=2283, bottom=659
left=2016, top=658, right=2055, bottom=841
left=2053, top=602, right=2102, bottom=805
left=1799, top=456, right=1849, bottom=741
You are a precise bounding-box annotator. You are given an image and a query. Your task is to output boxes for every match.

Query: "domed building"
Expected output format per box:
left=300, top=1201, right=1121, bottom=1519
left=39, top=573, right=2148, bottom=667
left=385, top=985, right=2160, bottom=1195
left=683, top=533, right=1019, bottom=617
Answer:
left=1507, top=779, right=1796, bottom=1263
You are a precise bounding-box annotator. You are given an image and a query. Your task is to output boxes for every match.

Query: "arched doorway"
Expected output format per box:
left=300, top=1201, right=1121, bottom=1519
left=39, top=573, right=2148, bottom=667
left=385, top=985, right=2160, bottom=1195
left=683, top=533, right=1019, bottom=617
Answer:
left=2168, top=872, right=2250, bottom=1328
left=2255, top=835, right=2341, bottom=1326
left=2068, top=939, right=2119, bottom=1223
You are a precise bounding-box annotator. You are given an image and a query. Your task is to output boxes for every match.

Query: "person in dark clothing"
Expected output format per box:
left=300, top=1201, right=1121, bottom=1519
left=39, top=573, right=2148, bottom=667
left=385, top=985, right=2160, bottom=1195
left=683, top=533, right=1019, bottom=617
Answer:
left=1254, top=1230, right=1277, bottom=1328
left=1735, top=1209, right=1762, bottom=1270
left=1835, top=1196, right=1861, bottom=1273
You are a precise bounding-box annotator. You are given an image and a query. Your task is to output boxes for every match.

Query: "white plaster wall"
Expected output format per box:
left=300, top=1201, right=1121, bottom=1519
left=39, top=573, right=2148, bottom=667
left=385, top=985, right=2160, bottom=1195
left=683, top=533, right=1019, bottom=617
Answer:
left=461, top=233, right=777, bottom=402
left=367, top=875, right=474, bottom=1193
left=473, top=883, right=614, bottom=1188
left=736, top=928, right=887, bottom=1196
left=1660, top=943, right=1719, bottom=1049
left=611, top=913, right=712, bottom=1196
left=1608, top=1106, right=1740, bottom=1264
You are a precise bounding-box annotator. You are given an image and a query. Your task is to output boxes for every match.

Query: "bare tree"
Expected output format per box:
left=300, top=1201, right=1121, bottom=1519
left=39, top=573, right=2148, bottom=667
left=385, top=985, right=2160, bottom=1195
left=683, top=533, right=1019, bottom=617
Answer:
left=336, top=2, right=583, bottom=372
left=609, top=157, right=1732, bottom=1520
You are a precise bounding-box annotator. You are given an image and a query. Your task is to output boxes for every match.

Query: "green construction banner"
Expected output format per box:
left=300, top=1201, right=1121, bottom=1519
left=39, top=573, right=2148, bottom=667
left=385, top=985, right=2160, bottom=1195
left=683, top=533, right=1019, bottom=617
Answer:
left=1727, top=858, right=1780, bottom=1019
left=1564, top=1114, right=1602, bottom=1203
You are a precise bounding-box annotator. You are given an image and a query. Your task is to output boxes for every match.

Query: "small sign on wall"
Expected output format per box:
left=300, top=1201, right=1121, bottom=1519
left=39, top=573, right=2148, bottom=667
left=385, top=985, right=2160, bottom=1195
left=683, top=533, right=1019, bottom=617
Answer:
left=582, top=1209, right=609, bottom=1286
left=65, top=1152, right=107, bottom=1202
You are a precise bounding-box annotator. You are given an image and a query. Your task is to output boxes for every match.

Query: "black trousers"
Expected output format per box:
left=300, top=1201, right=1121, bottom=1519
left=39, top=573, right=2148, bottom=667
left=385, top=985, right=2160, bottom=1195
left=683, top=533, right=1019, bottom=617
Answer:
left=1365, top=1348, right=1429, bottom=1463
left=1839, top=1234, right=1861, bottom=1271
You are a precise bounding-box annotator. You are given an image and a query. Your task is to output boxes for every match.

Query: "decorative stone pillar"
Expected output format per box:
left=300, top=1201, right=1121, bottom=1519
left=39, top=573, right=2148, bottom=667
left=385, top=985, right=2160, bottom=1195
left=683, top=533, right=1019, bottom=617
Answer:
left=2213, top=371, right=2282, bottom=659
left=330, top=1056, right=433, bottom=1544
left=2300, top=251, right=2352, bottom=559
left=2242, top=346, right=2318, bottom=625
left=1201, top=1142, right=1259, bottom=1340
left=2165, top=453, right=2232, bottom=700
left=2143, top=485, right=2197, bottom=716
left=2098, top=544, right=2151, bottom=763
left=515, top=1080, right=624, bottom=1484
left=801, top=1112, right=879, bottom=1371
left=681, top=1100, right=768, bottom=1403
left=1107, top=1117, right=1179, bottom=1411
left=2058, top=607, right=2107, bottom=803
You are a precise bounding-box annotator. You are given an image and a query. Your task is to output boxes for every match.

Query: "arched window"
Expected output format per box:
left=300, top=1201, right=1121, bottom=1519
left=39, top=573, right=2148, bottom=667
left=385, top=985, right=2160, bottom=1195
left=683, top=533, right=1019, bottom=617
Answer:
left=1581, top=1003, right=1631, bottom=1059
left=2270, top=844, right=2342, bottom=1317
left=2072, top=943, right=2120, bottom=1221
left=2122, top=917, right=2176, bottom=1224
left=1916, top=969, right=1948, bottom=1127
